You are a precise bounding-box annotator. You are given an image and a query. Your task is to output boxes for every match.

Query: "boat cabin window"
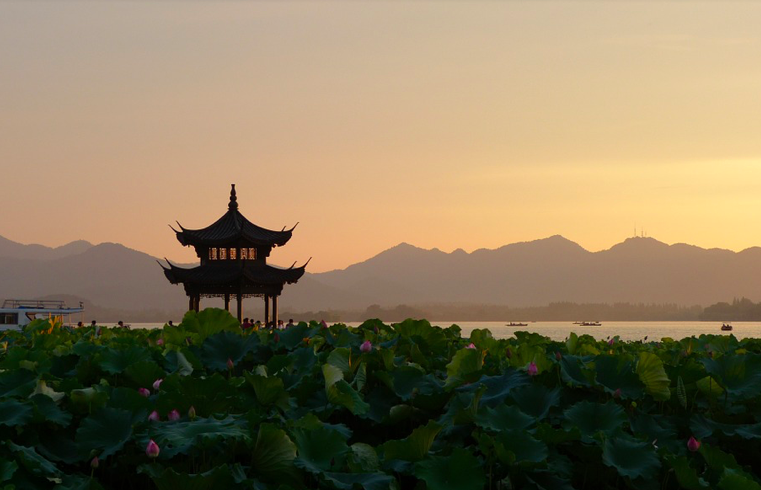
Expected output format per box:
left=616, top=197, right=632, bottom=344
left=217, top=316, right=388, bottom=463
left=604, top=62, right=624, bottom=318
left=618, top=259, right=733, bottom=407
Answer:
left=1, top=313, right=18, bottom=325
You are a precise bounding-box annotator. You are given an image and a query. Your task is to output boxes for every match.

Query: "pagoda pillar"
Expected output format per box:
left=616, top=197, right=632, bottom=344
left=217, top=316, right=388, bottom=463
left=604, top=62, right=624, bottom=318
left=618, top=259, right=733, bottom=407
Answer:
left=264, top=295, right=270, bottom=326
left=272, top=295, right=278, bottom=326
left=194, top=295, right=201, bottom=312
left=236, top=292, right=242, bottom=322
left=224, top=293, right=230, bottom=312
left=188, top=296, right=194, bottom=312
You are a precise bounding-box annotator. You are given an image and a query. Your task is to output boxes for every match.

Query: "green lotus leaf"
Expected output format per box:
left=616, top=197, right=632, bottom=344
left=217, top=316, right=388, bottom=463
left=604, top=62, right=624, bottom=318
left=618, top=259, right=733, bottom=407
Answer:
left=138, top=463, right=239, bottom=490
left=560, top=355, right=595, bottom=387
left=75, top=407, right=134, bottom=460
left=664, top=454, right=710, bottom=490
left=180, top=308, right=241, bottom=343
left=323, top=471, right=395, bottom=490
left=163, top=350, right=195, bottom=376
left=323, top=364, right=370, bottom=415
left=510, top=384, right=560, bottom=420
left=628, top=412, right=677, bottom=451
left=251, top=423, right=298, bottom=485
left=701, top=353, right=761, bottom=401
left=0, top=399, right=34, bottom=427
left=381, top=420, right=442, bottom=462
left=534, top=423, right=582, bottom=445
left=475, top=404, right=535, bottom=432
left=7, top=441, right=61, bottom=478
left=105, top=387, right=152, bottom=421
left=289, top=412, right=353, bottom=439
left=327, top=347, right=353, bottom=378
left=0, top=369, right=38, bottom=397
left=691, top=415, right=761, bottom=440
left=31, top=394, right=72, bottom=426
left=37, top=431, right=82, bottom=465
left=699, top=443, right=741, bottom=472
left=457, top=369, right=528, bottom=407
left=200, top=331, right=259, bottom=372
left=413, top=448, right=485, bottom=490
left=718, top=468, right=761, bottom=490
left=602, top=434, right=660, bottom=480
left=493, top=430, right=548, bottom=464
left=595, top=355, right=644, bottom=399
left=98, top=346, right=152, bottom=374
left=148, top=415, right=250, bottom=459
left=445, top=348, right=483, bottom=387
left=387, top=365, right=443, bottom=400
left=348, top=443, right=380, bottom=473
left=525, top=471, right=576, bottom=490
left=69, top=387, right=109, bottom=414
left=563, top=400, right=626, bottom=440
left=54, top=473, right=106, bottom=490
left=0, top=460, right=18, bottom=483
left=125, top=360, right=166, bottom=389
left=273, top=323, right=310, bottom=350
left=636, top=352, right=671, bottom=401
left=696, top=375, right=724, bottom=397
left=292, top=425, right=350, bottom=473
left=244, top=372, right=289, bottom=409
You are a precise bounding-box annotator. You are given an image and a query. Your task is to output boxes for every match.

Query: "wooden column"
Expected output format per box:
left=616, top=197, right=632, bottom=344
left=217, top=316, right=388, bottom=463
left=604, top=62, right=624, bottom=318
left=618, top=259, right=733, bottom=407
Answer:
left=264, top=295, right=270, bottom=326
left=272, top=295, right=278, bottom=326
left=236, top=292, right=243, bottom=322
left=193, top=295, right=200, bottom=312
left=188, top=295, right=194, bottom=312
left=224, top=293, right=230, bottom=312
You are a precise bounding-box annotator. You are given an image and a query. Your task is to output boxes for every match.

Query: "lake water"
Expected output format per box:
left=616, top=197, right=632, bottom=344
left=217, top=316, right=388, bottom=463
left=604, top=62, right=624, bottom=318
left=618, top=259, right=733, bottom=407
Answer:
left=129, top=320, right=760, bottom=342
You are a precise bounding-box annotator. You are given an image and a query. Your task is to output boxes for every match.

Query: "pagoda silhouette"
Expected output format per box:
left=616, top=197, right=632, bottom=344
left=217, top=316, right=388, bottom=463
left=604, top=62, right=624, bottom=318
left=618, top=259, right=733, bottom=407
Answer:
left=161, top=184, right=308, bottom=324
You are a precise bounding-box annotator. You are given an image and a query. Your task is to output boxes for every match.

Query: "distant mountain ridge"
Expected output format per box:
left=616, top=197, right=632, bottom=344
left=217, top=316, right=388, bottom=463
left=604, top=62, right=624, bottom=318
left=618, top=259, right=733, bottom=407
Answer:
left=2, top=233, right=761, bottom=319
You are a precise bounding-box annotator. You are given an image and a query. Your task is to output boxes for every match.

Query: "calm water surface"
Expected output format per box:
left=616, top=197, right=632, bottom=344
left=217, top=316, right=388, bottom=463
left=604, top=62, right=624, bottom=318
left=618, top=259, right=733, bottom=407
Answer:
left=130, top=321, right=761, bottom=342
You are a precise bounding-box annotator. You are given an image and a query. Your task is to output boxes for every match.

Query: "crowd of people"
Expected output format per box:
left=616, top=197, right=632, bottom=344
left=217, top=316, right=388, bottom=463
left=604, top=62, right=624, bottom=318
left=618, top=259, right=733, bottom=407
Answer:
left=240, top=318, right=295, bottom=331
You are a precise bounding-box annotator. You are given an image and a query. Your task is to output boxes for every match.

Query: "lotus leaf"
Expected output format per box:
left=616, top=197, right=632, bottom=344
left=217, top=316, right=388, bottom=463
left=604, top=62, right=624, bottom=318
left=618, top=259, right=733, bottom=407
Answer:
left=601, top=434, right=660, bottom=480
left=348, top=443, right=380, bottom=473
left=413, top=448, right=485, bottom=490
left=475, top=404, right=535, bottom=432
left=291, top=425, right=350, bottom=473
left=7, top=441, right=61, bottom=478
left=139, top=463, right=240, bottom=490
left=445, top=348, right=483, bottom=387
left=98, top=346, right=152, bottom=374
left=75, top=407, right=134, bottom=460
left=381, top=420, right=442, bottom=462
left=637, top=352, right=671, bottom=401
left=31, top=393, right=72, bottom=426
left=0, top=399, right=34, bottom=427
left=701, top=353, right=761, bottom=401
left=200, top=331, right=259, bottom=372
left=664, top=454, right=710, bottom=490
left=510, top=384, right=560, bottom=420
left=493, top=430, right=548, bottom=464
left=595, top=355, right=644, bottom=399
left=0, top=369, right=38, bottom=397
left=148, top=415, right=250, bottom=459
left=179, top=308, right=241, bottom=343
left=323, top=471, right=394, bottom=490
left=251, top=423, right=298, bottom=485
left=718, top=468, right=761, bottom=490
left=563, top=400, right=626, bottom=440
left=559, top=354, right=595, bottom=387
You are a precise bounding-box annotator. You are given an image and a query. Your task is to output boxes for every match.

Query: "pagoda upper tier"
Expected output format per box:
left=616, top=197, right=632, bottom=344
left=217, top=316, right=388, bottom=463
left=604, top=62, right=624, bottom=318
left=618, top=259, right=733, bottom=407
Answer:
left=173, top=184, right=296, bottom=248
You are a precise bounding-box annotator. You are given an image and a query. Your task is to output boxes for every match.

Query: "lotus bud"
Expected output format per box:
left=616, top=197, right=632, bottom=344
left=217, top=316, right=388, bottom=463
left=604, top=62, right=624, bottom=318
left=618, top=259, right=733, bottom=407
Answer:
left=527, top=362, right=538, bottom=376
left=226, top=358, right=234, bottom=370
left=614, top=388, right=621, bottom=399
left=373, top=326, right=379, bottom=334
left=555, top=351, right=562, bottom=361
left=90, top=456, right=99, bottom=469
left=148, top=410, right=161, bottom=422
left=466, top=343, right=476, bottom=349
left=608, top=338, right=614, bottom=346
left=320, top=320, right=328, bottom=329
left=360, top=340, right=372, bottom=353
left=644, top=335, right=648, bottom=341
left=167, top=409, right=181, bottom=421
left=156, top=338, right=164, bottom=346
left=188, top=405, right=196, bottom=420
left=506, top=348, right=512, bottom=359
left=146, top=439, right=160, bottom=458
left=152, top=378, right=163, bottom=391
left=138, top=387, right=150, bottom=398
left=687, top=436, right=701, bottom=452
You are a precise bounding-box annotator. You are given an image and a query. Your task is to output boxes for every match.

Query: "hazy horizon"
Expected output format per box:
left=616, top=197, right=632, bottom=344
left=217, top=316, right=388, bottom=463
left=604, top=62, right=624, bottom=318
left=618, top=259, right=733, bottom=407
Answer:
left=3, top=2, right=761, bottom=272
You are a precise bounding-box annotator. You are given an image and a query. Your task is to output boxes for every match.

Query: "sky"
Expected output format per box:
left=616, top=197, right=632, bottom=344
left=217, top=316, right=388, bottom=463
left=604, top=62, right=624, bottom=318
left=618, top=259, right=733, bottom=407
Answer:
left=2, top=2, right=761, bottom=273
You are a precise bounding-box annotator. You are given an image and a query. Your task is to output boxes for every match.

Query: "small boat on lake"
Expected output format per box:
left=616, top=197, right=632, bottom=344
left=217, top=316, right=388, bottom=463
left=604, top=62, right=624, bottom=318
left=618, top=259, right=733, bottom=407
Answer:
left=0, top=299, right=84, bottom=331
left=579, top=321, right=602, bottom=326
left=721, top=323, right=733, bottom=331
left=506, top=322, right=528, bottom=327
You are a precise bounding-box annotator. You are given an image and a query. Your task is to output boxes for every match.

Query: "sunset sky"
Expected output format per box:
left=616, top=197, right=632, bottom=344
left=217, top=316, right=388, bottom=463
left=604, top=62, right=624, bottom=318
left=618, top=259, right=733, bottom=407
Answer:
left=2, top=2, right=761, bottom=272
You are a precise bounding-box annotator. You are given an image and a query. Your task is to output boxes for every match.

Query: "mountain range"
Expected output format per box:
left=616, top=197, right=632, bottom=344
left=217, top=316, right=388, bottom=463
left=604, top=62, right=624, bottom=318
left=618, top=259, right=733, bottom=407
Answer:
left=1, top=233, right=760, bottom=321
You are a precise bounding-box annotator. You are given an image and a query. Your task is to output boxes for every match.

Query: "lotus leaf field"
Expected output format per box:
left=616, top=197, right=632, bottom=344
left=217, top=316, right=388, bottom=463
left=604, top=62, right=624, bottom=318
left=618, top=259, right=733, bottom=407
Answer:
left=2, top=309, right=761, bottom=489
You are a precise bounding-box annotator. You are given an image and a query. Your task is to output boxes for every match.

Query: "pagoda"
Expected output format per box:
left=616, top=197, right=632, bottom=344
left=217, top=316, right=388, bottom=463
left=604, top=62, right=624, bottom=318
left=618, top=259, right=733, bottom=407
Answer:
left=161, top=184, right=307, bottom=323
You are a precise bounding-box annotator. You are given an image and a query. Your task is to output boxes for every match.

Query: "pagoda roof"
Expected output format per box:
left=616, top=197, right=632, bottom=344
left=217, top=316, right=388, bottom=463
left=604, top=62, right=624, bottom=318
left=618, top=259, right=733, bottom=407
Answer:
left=161, top=260, right=307, bottom=287
left=173, top=185, right=296, bottom=247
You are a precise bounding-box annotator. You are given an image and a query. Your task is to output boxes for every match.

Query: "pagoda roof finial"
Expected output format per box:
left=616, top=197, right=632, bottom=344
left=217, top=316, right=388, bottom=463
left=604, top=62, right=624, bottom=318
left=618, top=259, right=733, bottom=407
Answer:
left=228, top=184, right=238, bottom=210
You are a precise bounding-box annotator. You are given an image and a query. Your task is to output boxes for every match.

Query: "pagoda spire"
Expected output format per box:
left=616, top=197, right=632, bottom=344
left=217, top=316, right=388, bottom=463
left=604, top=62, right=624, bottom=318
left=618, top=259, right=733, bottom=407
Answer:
left=228, top=184, right=238, bottom=211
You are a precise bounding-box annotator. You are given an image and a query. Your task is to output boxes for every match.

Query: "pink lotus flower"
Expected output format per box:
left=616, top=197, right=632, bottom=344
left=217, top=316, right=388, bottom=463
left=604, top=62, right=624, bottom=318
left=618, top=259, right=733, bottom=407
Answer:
left=608, top=338, right=615, bottom=346
left=152, top=378, right=163, bottom=391
left=188, top=406, right=196, bottom=420
left=146, top=439, right=160, bottom=458
left=226, top=358, right=234, bottom=370
left=360, top=340, right=372, bottom=353
left=138, top=387, right=150, bottom=398
left=156, top=338, right=164, bottom=346
left=320, top=320, right=328, bottom=329
left=148, top=410, right=161, bottom=422
left=90, top=456, right=99, bottom=469
left=466, top=343, right=476, bottom=349
left=167, top=409, right=181, bottom=421
left=687, top=436, right=701, bottom=452
left=614, top=388, right=622, bottom=399
left=527, top=362, right=538, bottom=376
left=555, top=351, right=562, bottom=361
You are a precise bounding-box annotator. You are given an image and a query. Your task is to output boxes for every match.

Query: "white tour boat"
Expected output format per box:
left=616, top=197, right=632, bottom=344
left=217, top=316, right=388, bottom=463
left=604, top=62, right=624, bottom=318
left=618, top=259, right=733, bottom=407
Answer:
left=0, top=299, right=85, bottom=331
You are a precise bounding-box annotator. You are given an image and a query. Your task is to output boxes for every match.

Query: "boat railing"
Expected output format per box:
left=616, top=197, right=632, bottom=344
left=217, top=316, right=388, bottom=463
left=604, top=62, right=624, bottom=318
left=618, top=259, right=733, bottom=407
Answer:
left=2, top=299, right=84, bottom=310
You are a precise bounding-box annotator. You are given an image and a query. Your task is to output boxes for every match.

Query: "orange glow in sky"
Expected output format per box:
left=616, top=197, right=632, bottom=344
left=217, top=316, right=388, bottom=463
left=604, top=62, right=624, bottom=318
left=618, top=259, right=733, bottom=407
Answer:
left=2, top=3, right=761, bottom=272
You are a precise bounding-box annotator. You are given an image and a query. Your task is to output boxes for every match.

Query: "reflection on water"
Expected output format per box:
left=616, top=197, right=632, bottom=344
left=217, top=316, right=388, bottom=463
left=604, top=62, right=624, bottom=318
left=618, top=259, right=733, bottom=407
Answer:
left=130, top=321, right=761, bottom=342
